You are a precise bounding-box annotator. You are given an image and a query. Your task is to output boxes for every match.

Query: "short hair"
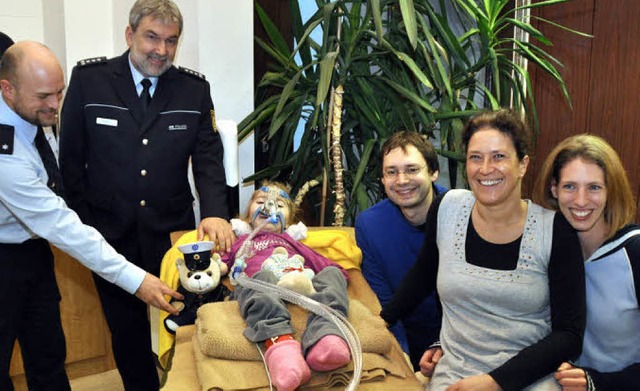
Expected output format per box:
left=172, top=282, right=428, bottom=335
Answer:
left=0, top=31, right=14, bottom=59
left=240, top=181, right=300, bottom=226
left=533, top=134, right=636, bottom=239
left=129, top=0, right=183, bottom=34
left=0, top=43, right=21, bottom=86
left=380, top=131, right=440, bottom=174
left=0, top=42, right=54, bottom=88
left=461, top=108, right=530, bottom=160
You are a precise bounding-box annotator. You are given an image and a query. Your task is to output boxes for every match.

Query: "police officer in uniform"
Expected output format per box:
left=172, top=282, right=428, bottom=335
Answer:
left=59, top=1, right=234, bottom=389
left=0, top=41, right=181, bottom=391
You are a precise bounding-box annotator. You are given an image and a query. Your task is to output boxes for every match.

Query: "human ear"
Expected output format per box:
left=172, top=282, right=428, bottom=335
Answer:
left=125, top=26, right=134, bottom=47
left=519, top=155, right=530, bottom=177
left=430, top=170, right=439, bottom=182
left=550, top=180, right=558, bottom=199
left=0, top=79, right=15, bottom=99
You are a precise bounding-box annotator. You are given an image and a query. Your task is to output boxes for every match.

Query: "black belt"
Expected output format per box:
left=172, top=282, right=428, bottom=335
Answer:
left=0, top=237, right=48, bottom=250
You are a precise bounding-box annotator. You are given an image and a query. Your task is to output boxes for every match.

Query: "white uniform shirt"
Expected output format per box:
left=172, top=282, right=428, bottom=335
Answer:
left=0, top=96, right=145, bottom=294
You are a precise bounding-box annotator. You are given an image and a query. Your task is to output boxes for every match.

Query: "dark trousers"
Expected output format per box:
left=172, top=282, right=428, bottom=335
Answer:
left=0, top=239, right=70, bottom=391
left=94, top=228, right=171, bottom=391
left=236, top=266, right=349, bottom=352
left=406, top=324, right=440, bottom=372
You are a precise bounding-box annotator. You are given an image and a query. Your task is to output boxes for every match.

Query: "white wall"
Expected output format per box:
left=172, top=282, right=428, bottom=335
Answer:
left=1, top=0, right=255, bottom=208
left=196, top=0, right=255, bottom=210
left=0, top=0, right=45, bottom=43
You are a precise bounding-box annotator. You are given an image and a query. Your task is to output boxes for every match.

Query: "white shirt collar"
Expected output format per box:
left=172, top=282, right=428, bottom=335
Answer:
left=0, top=94, right=37, bottom=143
left=127, top=56, right=158, bottom=97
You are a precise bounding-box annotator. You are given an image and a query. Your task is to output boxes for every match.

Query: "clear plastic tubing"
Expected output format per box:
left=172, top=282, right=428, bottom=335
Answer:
left=232, top=219, right=363, bottom=391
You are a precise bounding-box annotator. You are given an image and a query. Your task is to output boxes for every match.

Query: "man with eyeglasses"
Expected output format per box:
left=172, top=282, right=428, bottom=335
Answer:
left=355, top=131, right=446, bottom=371
left=58, top=1, right=233, bottom=389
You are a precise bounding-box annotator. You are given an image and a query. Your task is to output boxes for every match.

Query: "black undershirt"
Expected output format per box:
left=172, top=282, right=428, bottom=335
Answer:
left=381, top=192, right=585, bottom=391
left=466, top=218, right=521, bottom=270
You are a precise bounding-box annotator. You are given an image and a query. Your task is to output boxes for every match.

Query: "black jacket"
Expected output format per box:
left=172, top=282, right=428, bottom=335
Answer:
left=59, top=51, right=228, bottom=253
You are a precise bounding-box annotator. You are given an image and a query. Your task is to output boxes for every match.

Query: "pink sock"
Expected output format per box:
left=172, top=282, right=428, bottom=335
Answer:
left=264, top=340, right=311, bottom=391
left=305, top=335, right=351, bottom=372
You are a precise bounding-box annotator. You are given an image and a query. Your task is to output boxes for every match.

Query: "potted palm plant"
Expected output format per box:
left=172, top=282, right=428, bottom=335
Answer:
left=239, top=0, right=586, bottom=225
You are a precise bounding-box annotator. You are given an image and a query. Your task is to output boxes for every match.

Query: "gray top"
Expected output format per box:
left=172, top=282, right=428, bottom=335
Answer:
left=428, top=189, right=558, bottom=390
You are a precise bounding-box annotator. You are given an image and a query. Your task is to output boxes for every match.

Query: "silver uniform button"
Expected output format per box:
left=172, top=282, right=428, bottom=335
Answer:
left=140, top=200, right=146, bottom=207
left=142, top=138, right=149, bottom=145
left=141, top=169, right=147, bottom=176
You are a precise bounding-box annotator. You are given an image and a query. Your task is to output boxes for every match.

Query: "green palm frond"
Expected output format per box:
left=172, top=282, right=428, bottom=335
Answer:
left=239, top=0, right=584, bottom=225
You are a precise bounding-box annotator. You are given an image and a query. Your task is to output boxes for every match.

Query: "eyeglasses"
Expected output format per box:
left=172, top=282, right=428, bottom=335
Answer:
left=382, top=165, right=427, bottom=180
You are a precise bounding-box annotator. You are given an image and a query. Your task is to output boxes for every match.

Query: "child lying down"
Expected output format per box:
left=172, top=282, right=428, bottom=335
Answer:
left=220, top=181, right=351, bottom=391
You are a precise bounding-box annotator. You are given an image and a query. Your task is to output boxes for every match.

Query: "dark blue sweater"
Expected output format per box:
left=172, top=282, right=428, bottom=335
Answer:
left=355, top=184, right=446, bottom=363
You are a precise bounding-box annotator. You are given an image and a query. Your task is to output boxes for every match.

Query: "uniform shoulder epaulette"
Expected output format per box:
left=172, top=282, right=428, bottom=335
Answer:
left=76, top=56, right=107, bottom=67
left=178, top=66, right=206, bottom=80
left=0, top=124, right=15, bottom=155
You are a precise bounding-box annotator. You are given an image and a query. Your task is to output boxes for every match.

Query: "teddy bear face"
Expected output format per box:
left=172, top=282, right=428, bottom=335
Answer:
left=166, top=250, right=230, bottom=334
left=176, top=255, right=222, bottom=294
left=181, top=268, right=220, bottom=294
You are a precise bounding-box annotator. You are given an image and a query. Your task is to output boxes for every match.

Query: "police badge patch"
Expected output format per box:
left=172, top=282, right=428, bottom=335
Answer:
left=210, top=109, right=218, bottom=133
left=0, top=124, right=15, bottom=155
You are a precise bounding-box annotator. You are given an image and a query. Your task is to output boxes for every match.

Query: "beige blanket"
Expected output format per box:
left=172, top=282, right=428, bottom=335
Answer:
left=193, top=335, right=407, bottom=391
left=192, top=298, right=407, bottom=390
left=196, top=299, right=392, bottom=361
left=163, top=269, right=425, bottom=390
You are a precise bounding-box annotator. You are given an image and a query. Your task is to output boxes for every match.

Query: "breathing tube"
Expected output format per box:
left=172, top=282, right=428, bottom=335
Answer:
left=250, top=186, right=287, bottom=232
left=230, top=188, right=363, bottom=391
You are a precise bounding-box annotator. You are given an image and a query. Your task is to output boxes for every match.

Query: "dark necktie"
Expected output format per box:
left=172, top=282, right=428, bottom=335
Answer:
left=140, top=78, right=152, bottom=116
left=34, top=127, right=64, bottom=197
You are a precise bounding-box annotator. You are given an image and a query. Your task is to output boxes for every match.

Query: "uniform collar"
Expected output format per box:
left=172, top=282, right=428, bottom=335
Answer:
left=127, top=56, right=159, bottom=96
left=0, top=94, right=37, bottom=144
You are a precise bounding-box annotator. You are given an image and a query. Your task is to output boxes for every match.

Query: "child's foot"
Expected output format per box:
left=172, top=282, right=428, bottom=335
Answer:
left=306, top=335, right=351, bottom=372
left=264, top=339, right=311, bottom=390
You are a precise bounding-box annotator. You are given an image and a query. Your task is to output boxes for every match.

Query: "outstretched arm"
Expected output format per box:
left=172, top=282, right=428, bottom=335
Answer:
left=192, top=83, right=230, bottom=235
left=135, top=273, right=183, bottom=315
left=59, top=66, right=90, bottom=220
left=197, top=217, right=235, bottom=253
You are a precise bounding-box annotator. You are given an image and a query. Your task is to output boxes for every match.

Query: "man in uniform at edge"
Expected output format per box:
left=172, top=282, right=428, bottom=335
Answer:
left=0, top=41, right=182, bottom=391
left=59, top=0, right=233, bottom=389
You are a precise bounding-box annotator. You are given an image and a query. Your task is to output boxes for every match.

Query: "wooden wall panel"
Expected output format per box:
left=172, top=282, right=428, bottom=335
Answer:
left=528, top=0, right=640, bottom=221
left=53, top=247, right=115, bottom=376
left=587, top=0, right=640, bottom=214
left=524, top=0, right=595, bottom=195
left=10, top=247, right=115, bottom=390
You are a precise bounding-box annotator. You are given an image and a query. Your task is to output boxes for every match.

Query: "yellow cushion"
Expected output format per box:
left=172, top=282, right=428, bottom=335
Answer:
left=157, top=227, right=362, bottom=368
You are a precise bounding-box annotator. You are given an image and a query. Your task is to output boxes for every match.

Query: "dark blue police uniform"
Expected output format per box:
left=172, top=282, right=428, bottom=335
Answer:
left=59, top=51, right=228, bottom=390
